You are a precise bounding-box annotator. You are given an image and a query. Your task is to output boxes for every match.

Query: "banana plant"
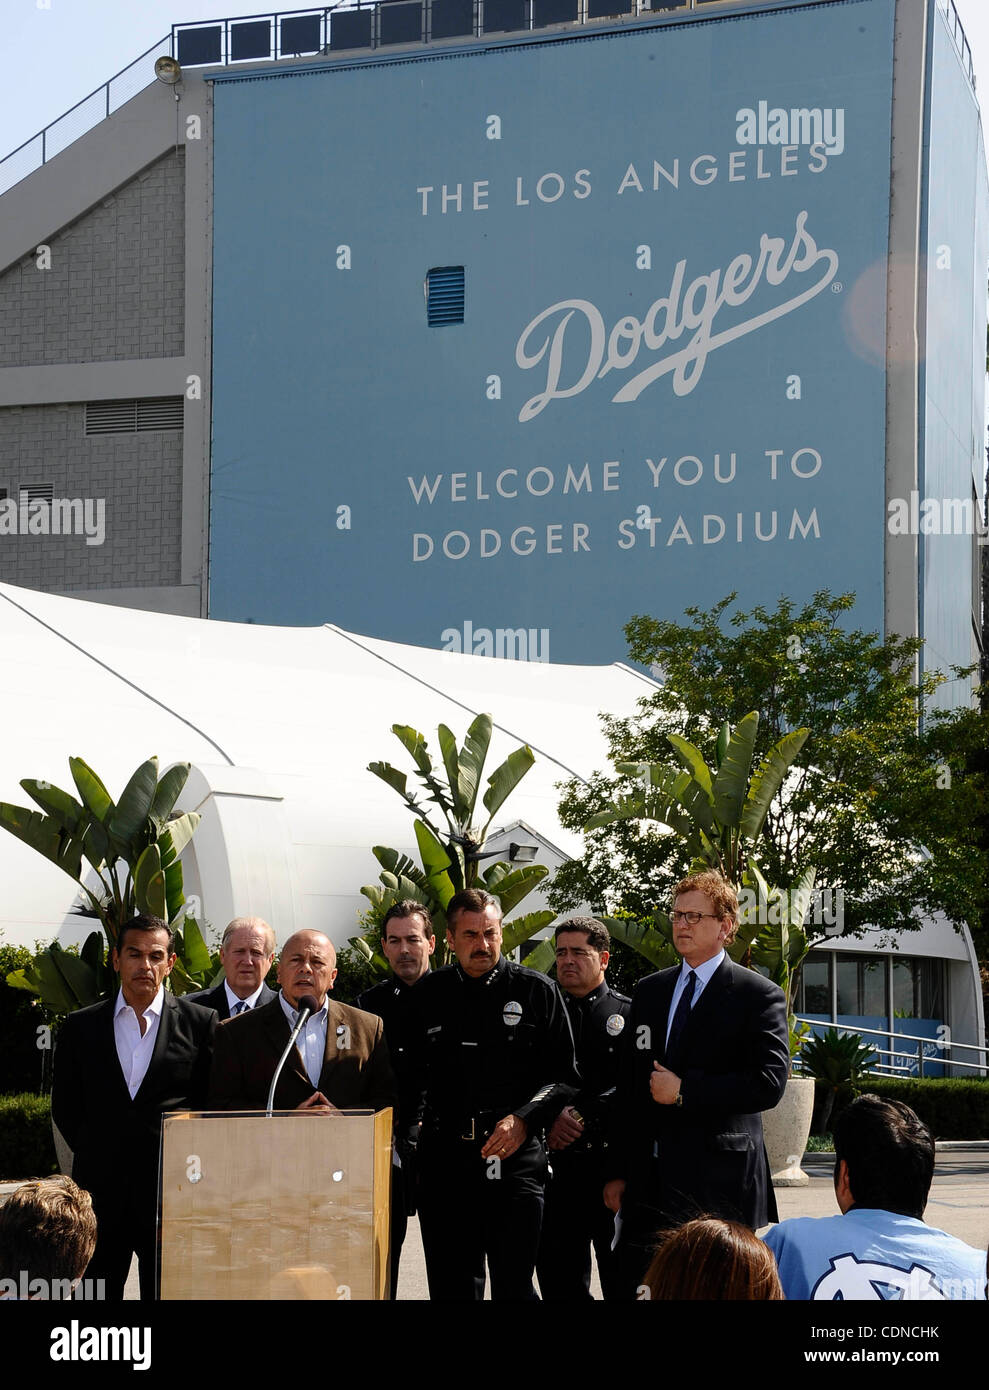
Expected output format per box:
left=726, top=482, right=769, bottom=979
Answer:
left=1, top=756, right=209, bottom=1013
left=582, top=712, right=818, bottom=989
left=602, top=910, right=680, bottom=972
left=357, top=717, right=554, bottom=974
left=368, top=714, right=536, bottom=893
left=586, top=711, right=809, bottom=884
left=747, top=862, right=817, bottom=1061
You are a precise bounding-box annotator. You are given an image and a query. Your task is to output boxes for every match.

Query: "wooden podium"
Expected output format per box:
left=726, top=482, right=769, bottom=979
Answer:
left=159, top=1109, right=392, bottom=1300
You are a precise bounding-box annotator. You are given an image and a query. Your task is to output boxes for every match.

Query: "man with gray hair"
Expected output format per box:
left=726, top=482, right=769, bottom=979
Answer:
left=208, top=929, right=394, bottom=1114
left=188, top=917, right=277, bottom=1019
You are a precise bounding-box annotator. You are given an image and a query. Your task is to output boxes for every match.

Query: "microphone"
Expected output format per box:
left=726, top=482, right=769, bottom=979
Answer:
left=266, top=993, right=322, bottom=1116
left=295, top=994, right=320, bottom=1022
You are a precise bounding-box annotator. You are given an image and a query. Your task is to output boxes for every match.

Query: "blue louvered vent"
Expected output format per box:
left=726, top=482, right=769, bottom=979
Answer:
left=426, top=266, right=465, bottom=326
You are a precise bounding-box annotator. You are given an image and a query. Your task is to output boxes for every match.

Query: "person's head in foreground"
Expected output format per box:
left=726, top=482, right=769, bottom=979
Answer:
left=832, top=1093, right=934, bottom=1217
left=0, top=1175, right=97, bottom=1293
left=642, top=1217, right=784, bottom=1300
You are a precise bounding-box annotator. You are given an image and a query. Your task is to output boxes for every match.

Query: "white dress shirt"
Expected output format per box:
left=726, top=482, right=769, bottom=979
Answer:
left=224, top=980, right=266, bottom=1015
left=278, top=991, right=329, bottom=1088
left=665, top=948, right=726, bottom=1046
left=114, top=986, right=166, bottom=1099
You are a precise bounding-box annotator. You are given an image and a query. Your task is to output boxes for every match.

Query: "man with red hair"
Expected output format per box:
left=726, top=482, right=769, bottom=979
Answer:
left=604, top=870, right=789, bottom=1297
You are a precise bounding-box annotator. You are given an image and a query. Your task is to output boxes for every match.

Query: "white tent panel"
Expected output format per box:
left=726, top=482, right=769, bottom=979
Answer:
left=0, top=583, right=652, bottom=949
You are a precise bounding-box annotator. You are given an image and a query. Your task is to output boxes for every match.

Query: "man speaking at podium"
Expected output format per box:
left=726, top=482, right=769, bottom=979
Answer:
left=208, top=929, right=395, bottom=1114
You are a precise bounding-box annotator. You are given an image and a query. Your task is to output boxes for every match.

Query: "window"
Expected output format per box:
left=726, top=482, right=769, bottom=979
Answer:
left=798, top=951, right=946, bottom=1021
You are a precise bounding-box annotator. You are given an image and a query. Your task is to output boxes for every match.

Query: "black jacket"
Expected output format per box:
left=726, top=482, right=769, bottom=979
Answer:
left=558, top=980, right=631, bottom=1147
left=609, top=955, right=788, bottom=1229
left=51, top=990, right=215, bottom=1200
left=185, top=979, right=277, bottom=1021
left=405, top=956, right=579, bottom=1134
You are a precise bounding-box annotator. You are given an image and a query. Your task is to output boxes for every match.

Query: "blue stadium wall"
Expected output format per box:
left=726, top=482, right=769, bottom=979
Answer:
left=920, top=2, right=989, bottom=706
left=208, top=0, right=897, bottom=663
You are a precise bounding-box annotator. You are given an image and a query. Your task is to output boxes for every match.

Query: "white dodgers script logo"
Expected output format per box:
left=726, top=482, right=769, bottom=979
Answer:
left=812, top=1253, right=947, bottom=1301
left=514, top=210, right=837, bottom=422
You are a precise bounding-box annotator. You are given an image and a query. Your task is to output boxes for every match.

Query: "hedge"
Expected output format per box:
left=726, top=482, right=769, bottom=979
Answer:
left=813, top=1076, right=989, bottom=1140
left=0, top=942, right=50, bottom=1095
left=0, top=1094, right=58, bottom=1180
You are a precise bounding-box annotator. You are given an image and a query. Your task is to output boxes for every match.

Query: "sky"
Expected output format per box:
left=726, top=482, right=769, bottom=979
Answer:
left=1, top=0, right=988, bottom=175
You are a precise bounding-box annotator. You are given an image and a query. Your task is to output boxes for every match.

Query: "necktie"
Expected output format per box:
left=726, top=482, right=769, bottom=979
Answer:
left=665, top=971, right=696, bottom=1070
left=231, top=1000, right=248, bottom=1016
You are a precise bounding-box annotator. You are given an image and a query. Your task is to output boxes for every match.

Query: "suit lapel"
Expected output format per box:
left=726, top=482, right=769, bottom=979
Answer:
left=262, top=998, right=310, bottom=1090
left=318, top=1000, right=342, bottom=1091
left=654, top=968, right=680, bottom=1065
left=134, top=990, right=176, bottom=1101
left=103, top=996, right=134, bottom=1107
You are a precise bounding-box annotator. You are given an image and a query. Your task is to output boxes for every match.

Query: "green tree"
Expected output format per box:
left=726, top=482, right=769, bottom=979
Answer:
left=586, top=709, right=817, bottom=1057
left=1, top=756, right=213, bottom=1012
left=551, top=591, right=989, bottom=945
left=354, top=715, right=556, bottom=977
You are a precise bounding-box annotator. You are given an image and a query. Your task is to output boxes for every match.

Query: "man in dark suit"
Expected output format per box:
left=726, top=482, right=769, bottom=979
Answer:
left=604, top=871, right=789, bottom=1297
left=208, top=929, right=395, bottom=1114
left=357, top=899, right=436, bottom=1299
left=187, top=916, right=277, bottom=1019
left=51, top=913, right=215, bottom=1301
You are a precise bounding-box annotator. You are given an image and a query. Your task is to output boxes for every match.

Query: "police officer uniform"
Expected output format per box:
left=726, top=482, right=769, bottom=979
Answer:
left=357, top=975, right=422, bottom=1299
left=537, top=980, right=631, bottom=1301
left=406, top=954, right=578, bottom=1301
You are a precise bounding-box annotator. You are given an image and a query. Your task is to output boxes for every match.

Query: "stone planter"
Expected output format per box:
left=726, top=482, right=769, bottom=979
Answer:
left=764, top=1076, right=815, bottom=1187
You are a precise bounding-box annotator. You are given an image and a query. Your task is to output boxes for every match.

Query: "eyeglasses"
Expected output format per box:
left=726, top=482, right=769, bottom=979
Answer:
left=670, top=910, right=719, bottom=925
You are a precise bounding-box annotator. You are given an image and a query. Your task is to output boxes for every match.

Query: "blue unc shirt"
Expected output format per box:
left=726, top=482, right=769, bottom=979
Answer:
left=763, top=1208, right=987, bottom=1300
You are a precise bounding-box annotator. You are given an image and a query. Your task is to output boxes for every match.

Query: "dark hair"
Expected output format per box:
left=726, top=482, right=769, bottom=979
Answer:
left=0, top=1175, right=98, bottom=1284
left=642, top=1217, right=783, bottom=1301
left=554, top=916, right=610, bottom=954
left=382, top=899, right=434, bottom=939
left=446, top=888, right=501, bottom=931
left=116, top=913, right=175, bottom=955
left=833, top=1094, right=934, bottom=1219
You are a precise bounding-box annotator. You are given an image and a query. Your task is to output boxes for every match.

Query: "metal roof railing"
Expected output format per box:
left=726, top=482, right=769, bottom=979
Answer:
left=0, top=34, right=172, bottom=198
left=794, top=1017, right=987, bottom=1079
left=0, top=0, right=979, bottom=201
left=938, top=0, right=975, bottom=90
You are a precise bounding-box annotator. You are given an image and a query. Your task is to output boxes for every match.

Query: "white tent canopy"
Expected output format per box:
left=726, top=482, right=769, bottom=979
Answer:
left=0, top=582, right=655, bottom=949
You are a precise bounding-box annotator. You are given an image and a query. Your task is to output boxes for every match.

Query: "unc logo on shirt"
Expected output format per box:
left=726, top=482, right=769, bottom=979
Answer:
left=812, top=1253, right=946, bottom=1301
left=503, top=1001, right=523, bottom=1027
left=605, top=1013, right=625, bottom=1037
